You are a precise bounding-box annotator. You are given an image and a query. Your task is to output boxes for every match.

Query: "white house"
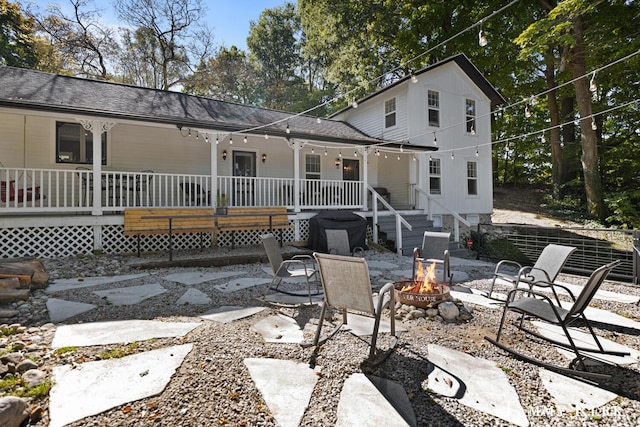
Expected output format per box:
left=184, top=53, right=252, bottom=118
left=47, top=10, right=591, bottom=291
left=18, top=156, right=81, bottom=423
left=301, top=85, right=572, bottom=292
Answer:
left=0, top=54, right=502, bottom=259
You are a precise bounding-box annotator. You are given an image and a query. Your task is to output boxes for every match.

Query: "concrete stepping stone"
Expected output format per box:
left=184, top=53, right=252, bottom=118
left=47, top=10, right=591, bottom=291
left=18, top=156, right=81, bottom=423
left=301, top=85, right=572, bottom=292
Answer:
left=162, top=270, right=244, bottom=285
left=214, top=277, right=271, bottom=293
left=200, top=305, right=265, bottom=323
left=49, top=344, right=192, bottom=427
left=426, top=344, right=529, bottom=427
left=336, top=373, right=415, bottom=427
left=263, top=292, right=324, bottom=305
left=450, top=287, right=502, bottom=309
left=244, top=358, right=320, bottom=427
left=261, top=267, right=315, bottom=283
left=251, top=314, right=304, bottom=343
left=569, top=304, right=640, bottom=332
left=539, top=368, right=618, bottom=413
left=532, top=321, right=640, bottom=365
left=46, top=298, right=96, bottom=323
left=94, top=283, right=167, bottom=305
left=342, top=312, right=407, bottom=336
left=46, top=273, right=150, bottom=293
left=51, top=319, right=200, bottom=349
left=176, top=288, right=211, bottom=305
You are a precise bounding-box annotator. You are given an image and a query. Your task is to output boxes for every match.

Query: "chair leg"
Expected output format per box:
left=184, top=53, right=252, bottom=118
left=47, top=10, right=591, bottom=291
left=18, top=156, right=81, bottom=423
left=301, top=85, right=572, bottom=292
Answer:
left=313, top=302, right=329, bottom=346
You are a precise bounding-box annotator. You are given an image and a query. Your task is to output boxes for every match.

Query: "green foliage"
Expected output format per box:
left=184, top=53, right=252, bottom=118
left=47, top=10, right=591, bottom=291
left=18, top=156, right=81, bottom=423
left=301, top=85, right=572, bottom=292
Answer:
left=0, top=376, right=52, bottom=399
left=605, top=190, right=640, bottom=229
left=53, top=346, right=78, bottom=355
left=484, top=237, right=529, bottom=264
left=0, top=0, right=39, bottom=67
left=99, top=342, right=139, bottom=360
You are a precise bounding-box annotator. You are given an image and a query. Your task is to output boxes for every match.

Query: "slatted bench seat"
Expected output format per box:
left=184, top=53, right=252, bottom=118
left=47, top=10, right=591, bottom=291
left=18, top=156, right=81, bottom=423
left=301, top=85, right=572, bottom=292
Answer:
left=124, top=208, right=216, bottom=259
left=216, top=206, right=293, bottom=247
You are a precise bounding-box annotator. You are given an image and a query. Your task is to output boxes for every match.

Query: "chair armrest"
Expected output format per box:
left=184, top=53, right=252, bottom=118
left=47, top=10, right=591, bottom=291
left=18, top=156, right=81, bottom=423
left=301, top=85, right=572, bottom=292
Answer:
left=377, top=282, right=396, bottom=335
left=281, top=259, right=314, bottom=275
left=529, top=279, right=577, bottom=302
left=493, top=260, right=524, bottom=277
left=292, top=254, right=316, bottom=269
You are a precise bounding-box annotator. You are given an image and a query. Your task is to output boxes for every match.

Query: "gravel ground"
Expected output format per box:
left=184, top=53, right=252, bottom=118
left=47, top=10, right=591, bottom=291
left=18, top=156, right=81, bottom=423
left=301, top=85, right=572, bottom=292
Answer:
left=2, top=246, right=640, bottom=427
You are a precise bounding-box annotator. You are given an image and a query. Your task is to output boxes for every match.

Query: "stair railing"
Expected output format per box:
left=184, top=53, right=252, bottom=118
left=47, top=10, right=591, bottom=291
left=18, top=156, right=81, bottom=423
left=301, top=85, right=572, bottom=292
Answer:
left=368, top=185, right=412, bottom=255
left=414, top=186, right=470, bottom=243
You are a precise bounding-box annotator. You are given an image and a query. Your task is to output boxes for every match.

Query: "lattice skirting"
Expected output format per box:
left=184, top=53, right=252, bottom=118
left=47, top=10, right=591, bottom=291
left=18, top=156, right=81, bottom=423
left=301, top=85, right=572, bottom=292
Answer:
left=0, top=220, right=308, bottom=259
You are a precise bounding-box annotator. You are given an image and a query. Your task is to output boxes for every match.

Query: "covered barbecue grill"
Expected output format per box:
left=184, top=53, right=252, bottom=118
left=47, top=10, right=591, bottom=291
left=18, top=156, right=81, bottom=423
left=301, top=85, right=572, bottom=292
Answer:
left=307, top=210, right=368, bottom=253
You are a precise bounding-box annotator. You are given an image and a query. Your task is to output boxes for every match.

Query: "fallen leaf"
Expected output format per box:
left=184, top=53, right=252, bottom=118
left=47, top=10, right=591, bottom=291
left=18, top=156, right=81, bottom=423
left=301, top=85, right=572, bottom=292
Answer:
left=122, top=406, right=132, bottom=414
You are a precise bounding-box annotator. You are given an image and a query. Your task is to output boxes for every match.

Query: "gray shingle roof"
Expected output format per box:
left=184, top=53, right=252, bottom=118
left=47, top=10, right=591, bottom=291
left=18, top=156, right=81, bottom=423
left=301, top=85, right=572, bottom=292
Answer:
left=0, top=66, right=435, bottom=150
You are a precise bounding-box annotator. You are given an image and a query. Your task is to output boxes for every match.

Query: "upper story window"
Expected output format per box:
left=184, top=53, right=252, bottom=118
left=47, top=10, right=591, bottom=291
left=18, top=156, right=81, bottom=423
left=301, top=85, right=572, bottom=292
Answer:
left=427, top=90, right=440, bottom=127
left=467, top=161, right=478, bottom=195
left=384, top=98, right=396, bottom=128
left=429, top=157, right=441, bottom=195
left=466, top=99, right=476, bottom=134
left=56, top=122, right=107, bottom=165
left=305, top=154, right=321, bottom=179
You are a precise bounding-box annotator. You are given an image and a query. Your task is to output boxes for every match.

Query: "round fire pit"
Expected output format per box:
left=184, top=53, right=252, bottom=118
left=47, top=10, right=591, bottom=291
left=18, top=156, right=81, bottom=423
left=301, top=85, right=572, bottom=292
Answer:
left=393, top=280, right=451, bottom=309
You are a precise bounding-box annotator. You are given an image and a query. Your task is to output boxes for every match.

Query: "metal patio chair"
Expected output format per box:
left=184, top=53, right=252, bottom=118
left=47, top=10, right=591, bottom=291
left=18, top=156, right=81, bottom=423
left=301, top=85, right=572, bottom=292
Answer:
left=488, top=243, right=576, bottom=300
left=325, top=229, right=364, bottom=257
left=261, top=233, right=320, bottom=305
left=308, top=252, right=398, bottom=366
left=485, top=260, right=628, bottom=380
left=412, top=231, right=452, bottom=284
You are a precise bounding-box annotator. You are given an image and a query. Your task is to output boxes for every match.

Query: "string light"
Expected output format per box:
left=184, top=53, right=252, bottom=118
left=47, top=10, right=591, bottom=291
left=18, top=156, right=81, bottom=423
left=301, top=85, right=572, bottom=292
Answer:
left=475, top=147, right=479, bottom=157
left=450, top=152, right=455, bottom=160
left=311, top=148, right=314, bottom=154
left=384, top=153, right=388, bottom=159
left=286, top=123, right=290, bottom=134
left=205, top=133, right=209, bottom=143
left=215, top=135, right=219, bottom=144
left=264, top=132, right=269, bottom=139
left=433, top=132, right=438, bottom=145
left=316, top=117, right=321, bottom=124
left=412, top=153, right=416, bottom=161
left=478, top=20, right=488, bottom=47
left=411, top=71, right=418, bottom=83
left=196, top=131, right=199, bottom=139
left=591, top=118, right=597, bottom=130
left=541, top=134, right=546, bottom=144
left=338, top=150, right=342, bottom=158
left=524, top=105, right=531, bottom=118
left=229, top=135, right=233, bottom=144
left=400, top=144, right=404, bottom=153
left=354, top=149, right=357, bottom=157
left=470, top=125, right=476, bottom=135
left=589, top=72, right=597, bottom=92
left=188, top=129, right=191, bottom=137
left=375, top=149, right=380, bottom=156
left=397, top=155, right=400, bottom=160
left=324, top=147, right=328, bottom=156
left=243, top=135, right=247, bottom=143
left=352, top=100, right=358, bottom=108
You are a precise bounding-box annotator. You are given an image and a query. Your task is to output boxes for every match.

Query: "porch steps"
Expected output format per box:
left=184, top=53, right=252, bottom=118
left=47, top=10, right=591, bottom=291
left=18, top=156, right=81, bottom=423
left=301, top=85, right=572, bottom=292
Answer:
left=376, top=214, right=439, bottom=256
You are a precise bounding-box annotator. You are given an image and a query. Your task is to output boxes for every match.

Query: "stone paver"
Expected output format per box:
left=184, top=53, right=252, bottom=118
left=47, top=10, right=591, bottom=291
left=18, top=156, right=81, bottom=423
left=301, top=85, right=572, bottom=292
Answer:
left=46, top=298, right=96, bottom=323
left=49, top=344, right=192, bottom=427
left=539, top=368, right=618, bottom=413
left=176, top=288, right=211, bottom=305
left=214, top=277, right=271, bottom=293
left=93, top=283, right=167, bottom=305
left=244, top=358, right=320, bottom=427
left=46, top=273, right=150, bottom=293
left=162, top=270, right=243, bottom=285
left=51, top=319, right=200, bottom=348
left=251, top=314, right=304, bottom=343
left=426, top=344, right=530, bottom=427
left=199, top=305, right=266, bottom=323
left=336, top=373, right=414, bottom=427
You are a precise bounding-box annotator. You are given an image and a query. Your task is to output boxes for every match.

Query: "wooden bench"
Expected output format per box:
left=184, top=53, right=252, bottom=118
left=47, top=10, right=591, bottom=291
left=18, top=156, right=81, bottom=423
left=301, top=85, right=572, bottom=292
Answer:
left=216, top=206, right=293, bottom=247
left=124, top=208, right=216, bottom=259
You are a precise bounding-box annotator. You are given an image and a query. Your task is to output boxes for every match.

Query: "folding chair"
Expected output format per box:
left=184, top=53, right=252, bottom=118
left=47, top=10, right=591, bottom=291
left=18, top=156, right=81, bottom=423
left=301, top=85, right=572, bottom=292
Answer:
left=261, top=233, right=320, bottom=305
left=309, top=252, right=398, bottom=366
left=488, top=244, right=576, bottom=300
left=325, top=229, right=364, bottom=257
left=412, top=231, right=452, bottom=284
left=485, top=260, right=628, bottom=380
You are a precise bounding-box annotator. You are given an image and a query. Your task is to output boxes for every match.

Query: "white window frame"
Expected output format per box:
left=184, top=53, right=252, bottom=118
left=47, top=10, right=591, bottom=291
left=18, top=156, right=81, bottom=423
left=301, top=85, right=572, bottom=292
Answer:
left=465, top=99, right=476, bottom=134
left=467, top=160, right=478, bottom=196
left=384, top=97, right=396, bottom=128
left=305, top=153, right=321, bottom=180
left=429, top=157, right=441, bottom=195
left=427, top=90, right=440, bottom=127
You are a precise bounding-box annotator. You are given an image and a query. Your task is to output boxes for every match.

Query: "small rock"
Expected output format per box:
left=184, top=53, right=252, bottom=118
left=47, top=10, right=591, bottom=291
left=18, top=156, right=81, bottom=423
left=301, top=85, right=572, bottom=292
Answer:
left=21, top=369, right=46, bottom=387
left=0, top=396, right=30, bottom=427
left=409, top=309, right=426, bottom=319
left=438, top=302, right=459, bottom=321
left=1, top=353, right=22, bottom=365
left=11, top=341, right=26, bottom=351
left=16, top=359, right=38, bottom=373
left=426, top=308, right=439, bottom=318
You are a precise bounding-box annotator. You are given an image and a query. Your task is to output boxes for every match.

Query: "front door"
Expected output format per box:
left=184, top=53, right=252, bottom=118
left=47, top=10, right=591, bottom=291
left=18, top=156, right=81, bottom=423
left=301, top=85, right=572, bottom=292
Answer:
left=232, top=151, right=256, bottom=206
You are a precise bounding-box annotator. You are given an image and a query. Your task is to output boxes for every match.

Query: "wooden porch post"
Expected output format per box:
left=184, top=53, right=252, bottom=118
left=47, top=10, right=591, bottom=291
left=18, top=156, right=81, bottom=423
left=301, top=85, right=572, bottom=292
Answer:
left=291, top=139, right=301, bottom=214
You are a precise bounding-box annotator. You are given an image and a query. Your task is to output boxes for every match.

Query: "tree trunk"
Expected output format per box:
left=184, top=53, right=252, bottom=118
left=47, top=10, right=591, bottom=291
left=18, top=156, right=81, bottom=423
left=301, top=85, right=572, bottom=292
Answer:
left=544, top=46, right=563, bottom=199
left=570, top=16, right=605, bottom=220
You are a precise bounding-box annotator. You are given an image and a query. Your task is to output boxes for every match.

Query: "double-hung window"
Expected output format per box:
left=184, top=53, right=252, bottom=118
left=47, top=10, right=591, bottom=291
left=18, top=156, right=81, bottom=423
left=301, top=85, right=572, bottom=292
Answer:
left=56, top=122, right=107, bottom=164
left=427, top=90, right=440, bottom=127
left=467, top=161, right=478, bottom=195
left=384, top=98, right=396, bottom=128
left=466, top=99, right=476, bottom=134
left=429, top=157, right=441, bottom=195
left=305, top=154, right=321, bottom=180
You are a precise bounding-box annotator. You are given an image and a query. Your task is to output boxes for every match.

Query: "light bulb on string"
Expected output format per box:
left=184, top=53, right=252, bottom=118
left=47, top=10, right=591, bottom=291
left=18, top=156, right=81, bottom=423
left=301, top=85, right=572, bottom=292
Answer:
left=354, top=149, right=357, bottom=157
left=397, top=154, right=400, bottom=160
left=400, top=145, right=404, bottom=153
left=384, top=153, right=388, bottom=159
left=524, top=105, right=531, bottom=118
left=205, top=133, right=209, bottom=143
left=541, top=134, right=546, bottom=144
left=589, top=72, right=597, bottom=92
left=470, top=125, right=476, bottom=135
left=412, top=154, right=416, bottom=161
left=450, top=152, right=455, bottom=160
left=215, top=135, right=219, bottom=145
left=324, top=147, right=327, bottom=156
left=243, top=135, right=247, bottom=143
left=433, top=132, right=438, bottom=146
left=375, top=149, right=380, bottom=156
left=591, top=118, right=597, bottom=130
left=311, top=147, right=314, bottom=154
left=286, top=123, right=290, bottom=134
left=475, top=147, right=479, bottom=157
left=411, top=71, right=418, bottom=83
left=264, top=132, right=269, bottom=140
left=187, top=129, right=191, bottom=137
left=196, top=131, right=199, bottom=140
left=478, top=20, right=488, bottom=47
left=316, top=117, right=321, bottom=124
left=338, top=150, right=342, bottom=158
left=352, top=100, right=358, bottom=108
left=229, top=135, right=233, bottom=144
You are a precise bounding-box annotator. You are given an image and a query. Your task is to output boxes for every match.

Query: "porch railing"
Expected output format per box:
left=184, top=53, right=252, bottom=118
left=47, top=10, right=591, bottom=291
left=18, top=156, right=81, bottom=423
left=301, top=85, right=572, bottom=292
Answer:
left=1, top=167, right=364, bottom=213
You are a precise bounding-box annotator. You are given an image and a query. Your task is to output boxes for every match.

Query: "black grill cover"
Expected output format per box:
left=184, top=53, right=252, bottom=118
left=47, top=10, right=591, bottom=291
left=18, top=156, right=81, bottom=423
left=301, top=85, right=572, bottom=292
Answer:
left=308, top=210, right=368, bottom=253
